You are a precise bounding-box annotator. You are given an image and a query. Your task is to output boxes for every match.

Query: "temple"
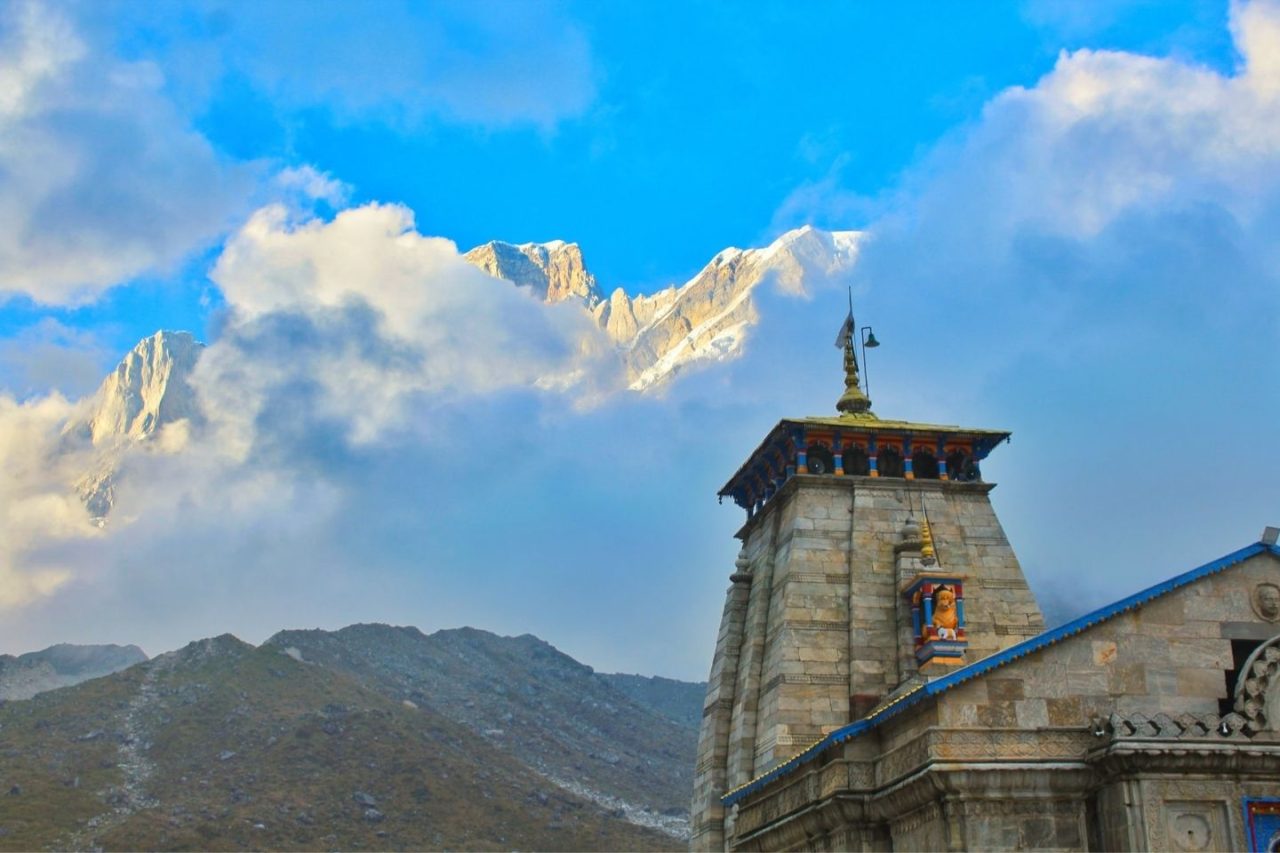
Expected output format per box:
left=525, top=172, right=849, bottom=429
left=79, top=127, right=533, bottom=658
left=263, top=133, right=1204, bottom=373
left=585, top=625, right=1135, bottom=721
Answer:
left=690, top=318, right=1280, bottom=851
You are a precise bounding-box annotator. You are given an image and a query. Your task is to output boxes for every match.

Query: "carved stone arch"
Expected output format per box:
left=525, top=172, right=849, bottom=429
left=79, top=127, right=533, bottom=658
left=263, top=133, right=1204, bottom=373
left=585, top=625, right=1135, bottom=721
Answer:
left=1233, top=632, right=1280, bottom=735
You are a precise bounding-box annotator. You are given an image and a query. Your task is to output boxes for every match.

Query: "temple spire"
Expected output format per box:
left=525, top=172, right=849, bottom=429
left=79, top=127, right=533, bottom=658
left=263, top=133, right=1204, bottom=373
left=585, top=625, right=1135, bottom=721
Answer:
left=835, top=319, right=875, bottom=417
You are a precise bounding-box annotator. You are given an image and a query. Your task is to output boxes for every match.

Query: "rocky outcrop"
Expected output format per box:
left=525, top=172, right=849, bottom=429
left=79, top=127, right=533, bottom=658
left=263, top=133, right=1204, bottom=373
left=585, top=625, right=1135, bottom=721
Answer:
left=463, top=240, right=602, bottom=307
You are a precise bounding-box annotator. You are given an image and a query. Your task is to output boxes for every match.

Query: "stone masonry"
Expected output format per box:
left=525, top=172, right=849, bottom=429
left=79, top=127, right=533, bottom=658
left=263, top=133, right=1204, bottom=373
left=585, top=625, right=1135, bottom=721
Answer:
left=693, top=334, right=1280, bottom=851
left=691, top=471, right=1045, bottom=850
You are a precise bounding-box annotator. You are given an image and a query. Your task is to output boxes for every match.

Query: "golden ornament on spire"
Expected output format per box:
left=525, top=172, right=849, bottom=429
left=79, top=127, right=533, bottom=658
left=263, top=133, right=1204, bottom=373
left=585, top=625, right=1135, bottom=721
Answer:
left=920, top=519, right=937, bottom=566
left=835, top=328, right=874, bottom=417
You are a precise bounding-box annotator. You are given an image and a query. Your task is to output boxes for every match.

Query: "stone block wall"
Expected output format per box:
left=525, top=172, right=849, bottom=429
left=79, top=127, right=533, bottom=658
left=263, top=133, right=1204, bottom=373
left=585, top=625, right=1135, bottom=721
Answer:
left=935, top=552, right=1280, bottom=732
left=692, top=472, right=1049, bottom=850
left=690, top=563, right=752, bottom=850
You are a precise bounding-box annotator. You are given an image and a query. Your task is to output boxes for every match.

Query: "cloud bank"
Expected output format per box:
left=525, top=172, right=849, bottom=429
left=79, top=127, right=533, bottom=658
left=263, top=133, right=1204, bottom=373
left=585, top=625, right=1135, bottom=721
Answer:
left=837, top=0, right=1280, bottom=615
left=3, top=2, right=1280, bottom=678
left=0, top=1, right=253, bottom=305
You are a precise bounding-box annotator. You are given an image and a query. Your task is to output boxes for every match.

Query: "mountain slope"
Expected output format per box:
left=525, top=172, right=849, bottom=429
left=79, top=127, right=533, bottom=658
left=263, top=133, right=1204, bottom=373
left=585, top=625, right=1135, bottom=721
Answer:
left=265, top=625, right=700, bottom=837
left=58, top=229, right=861, bottom=519
left=0, top=643, right=147, bottom=701
left=598, top=673, right=706, bottom=730
left=0, top=634, right=675, bottom=852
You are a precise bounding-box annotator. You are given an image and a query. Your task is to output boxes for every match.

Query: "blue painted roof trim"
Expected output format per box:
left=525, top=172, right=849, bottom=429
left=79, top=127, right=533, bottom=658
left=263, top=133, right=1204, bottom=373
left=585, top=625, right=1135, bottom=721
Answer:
left=722, top=540, right=1280, bottom=806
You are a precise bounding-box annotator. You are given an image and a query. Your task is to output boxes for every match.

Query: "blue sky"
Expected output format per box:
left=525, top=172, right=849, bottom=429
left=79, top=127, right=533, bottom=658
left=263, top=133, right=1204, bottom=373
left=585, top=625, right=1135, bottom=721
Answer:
left=0, top=0, right=1240, bottom=358
left=2, top=0, right=1279, bottom=680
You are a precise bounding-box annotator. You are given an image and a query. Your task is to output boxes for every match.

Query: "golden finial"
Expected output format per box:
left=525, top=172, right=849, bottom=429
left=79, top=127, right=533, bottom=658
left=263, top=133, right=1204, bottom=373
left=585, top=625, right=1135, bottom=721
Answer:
left=920, top=519, right=936, bottom=566
left=835, top=319, right=875, bottom=417
left=836, top=335, right=873, bottom=415
left=834, top=293, right=877, bottom=417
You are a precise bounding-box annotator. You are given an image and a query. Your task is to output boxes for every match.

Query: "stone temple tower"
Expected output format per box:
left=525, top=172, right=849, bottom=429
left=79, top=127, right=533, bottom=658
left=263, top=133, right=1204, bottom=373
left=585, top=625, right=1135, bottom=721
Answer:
left=690, top=318, right=1046, bottom=850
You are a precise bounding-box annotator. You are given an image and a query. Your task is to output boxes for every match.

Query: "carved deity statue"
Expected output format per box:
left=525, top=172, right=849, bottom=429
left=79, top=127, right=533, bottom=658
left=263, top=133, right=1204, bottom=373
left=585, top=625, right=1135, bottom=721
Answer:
left=932, top=586, right=959, bottom=640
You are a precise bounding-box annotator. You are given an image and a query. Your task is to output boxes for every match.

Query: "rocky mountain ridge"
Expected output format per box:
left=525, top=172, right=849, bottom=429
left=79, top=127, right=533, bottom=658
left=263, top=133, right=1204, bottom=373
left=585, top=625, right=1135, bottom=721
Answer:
left=466, top=225, right=862, bottom=390
left=463, top=240, right=602, bottom=307
left=0, top=643, right=147, bottom=701
left=57, top=227, right=860, bottom=518
left=598, top=673, right=706, bottom=730
left=0, top=625, right=703, bottom=850
left=266, top=624, right=699, bottom=836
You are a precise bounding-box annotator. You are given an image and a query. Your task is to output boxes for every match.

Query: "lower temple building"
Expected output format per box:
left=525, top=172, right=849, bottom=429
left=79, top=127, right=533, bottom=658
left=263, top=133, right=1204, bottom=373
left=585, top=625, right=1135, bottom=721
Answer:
left=690, top=327, right=1280, bottom=851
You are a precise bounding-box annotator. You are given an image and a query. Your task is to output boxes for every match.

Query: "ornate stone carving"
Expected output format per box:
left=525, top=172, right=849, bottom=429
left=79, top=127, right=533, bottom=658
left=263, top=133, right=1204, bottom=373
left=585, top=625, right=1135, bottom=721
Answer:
left=957, top=797, right=1079, bottom=819
left=1141, top=785, right=1231, bottom=853
left=1168, top=811, right=1212, bottom=851
left=1097, top=711, right=1249, bottom=740
left=935, top=727, right=1092, bottom=760
left=891, top=800, right=943, bottom=835
left=1253, top=582, right=1280, bottom=622
left=876, top=730, right=932, bottom=785
left=1234, top=635, right=1280, bottom=735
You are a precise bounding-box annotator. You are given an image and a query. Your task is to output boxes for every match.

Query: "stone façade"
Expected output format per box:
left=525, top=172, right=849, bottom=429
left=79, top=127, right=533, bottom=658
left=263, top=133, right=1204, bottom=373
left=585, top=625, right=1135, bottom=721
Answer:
left=691, top=336, right=1280, bottom=851
left=693, top=476, right=1280, bottom=851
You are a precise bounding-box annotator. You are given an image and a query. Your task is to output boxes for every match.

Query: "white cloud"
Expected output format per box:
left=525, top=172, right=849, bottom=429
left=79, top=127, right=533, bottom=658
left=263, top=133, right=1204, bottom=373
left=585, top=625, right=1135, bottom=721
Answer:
left=0, top=392, right=98, bottom=607
left=274, top=165, right=351, bottom=207
left=6, top=3, right=1280, bottom=677
left=900, top=0, right=1280, bottom=257
left=1233, top=0, right=1280, bottom=95
left=0, top=318, right=113, bottom=398
left=0, top=1, right=253, bottom=305
left=201, top=202, right=621, bottom=450
left=825, top=0, right=1280, bottom=617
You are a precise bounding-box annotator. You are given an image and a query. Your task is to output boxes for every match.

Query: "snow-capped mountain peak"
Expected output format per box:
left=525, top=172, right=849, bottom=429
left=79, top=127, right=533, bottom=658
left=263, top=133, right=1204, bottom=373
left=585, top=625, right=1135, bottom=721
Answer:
left=588, top=226, right=864, bottom=390
left=463, top=239, right=602, bottom=307
left=67, top=330, right=204, bottom=447
left=62, top=227, right=862, bottom=519
left=60, top=330, right=204, bottom=519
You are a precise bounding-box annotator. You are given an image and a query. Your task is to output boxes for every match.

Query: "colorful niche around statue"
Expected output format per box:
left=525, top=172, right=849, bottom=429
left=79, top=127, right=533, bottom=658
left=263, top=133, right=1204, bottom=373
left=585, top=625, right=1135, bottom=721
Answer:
left=904, top=574, right=968, bottom=666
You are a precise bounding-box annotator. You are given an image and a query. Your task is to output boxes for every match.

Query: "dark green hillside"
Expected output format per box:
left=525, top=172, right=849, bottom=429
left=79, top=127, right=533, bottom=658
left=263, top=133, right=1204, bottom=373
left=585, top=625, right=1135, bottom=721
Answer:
left=0, top=634, right=673, bottom=851
left=266, top=624, right=699, bottom=833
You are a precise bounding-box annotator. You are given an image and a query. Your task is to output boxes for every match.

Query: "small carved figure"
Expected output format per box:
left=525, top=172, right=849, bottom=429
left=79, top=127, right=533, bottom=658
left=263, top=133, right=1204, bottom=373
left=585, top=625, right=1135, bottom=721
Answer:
left=1254, top=583, right=1280, bottom=622
left=932, top=586, right=959, bottom=640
